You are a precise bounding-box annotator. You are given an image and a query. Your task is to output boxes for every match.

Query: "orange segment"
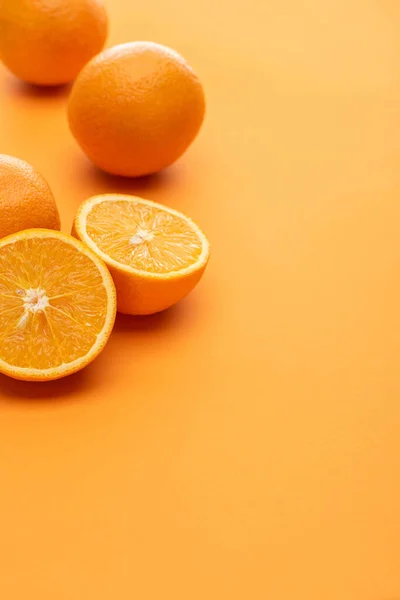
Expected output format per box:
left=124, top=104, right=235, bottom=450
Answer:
left=73, top=194, right=210, bottom=315
left=0, top=229, right=116, bottom=381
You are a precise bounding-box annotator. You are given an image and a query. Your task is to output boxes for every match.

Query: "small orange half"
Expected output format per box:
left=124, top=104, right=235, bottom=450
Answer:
left=0, top=229, right=116, bottom=381
left=73, top=194, right=210, bottom=315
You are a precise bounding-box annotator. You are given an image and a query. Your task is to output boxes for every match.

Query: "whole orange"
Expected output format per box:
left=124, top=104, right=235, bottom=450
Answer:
left=0, top=155, right=60, bottom=238
left=68, top=42, right=206, bottom=177
left=0, top=0, right=108, bottom=86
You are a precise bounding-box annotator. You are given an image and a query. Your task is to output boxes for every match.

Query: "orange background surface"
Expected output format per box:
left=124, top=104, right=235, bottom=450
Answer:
left=1, top=0, right=400, bottom=598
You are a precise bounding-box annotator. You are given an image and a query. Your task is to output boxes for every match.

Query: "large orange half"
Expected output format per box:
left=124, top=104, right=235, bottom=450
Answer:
left=73, top=195, right=210, bottom=315
left=0, top=229, right=116, bottom=381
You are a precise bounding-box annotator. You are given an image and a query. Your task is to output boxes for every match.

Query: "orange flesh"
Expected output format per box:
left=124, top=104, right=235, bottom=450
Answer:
left=0, top=236, right=109, bottom=370
left=86, top=199, right=203, bottom=273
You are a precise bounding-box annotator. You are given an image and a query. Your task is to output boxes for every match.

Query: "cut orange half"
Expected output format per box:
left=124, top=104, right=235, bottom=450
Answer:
left=73, top=194, right=210, bottom=315
left=0, top=229, right=116, bottom=381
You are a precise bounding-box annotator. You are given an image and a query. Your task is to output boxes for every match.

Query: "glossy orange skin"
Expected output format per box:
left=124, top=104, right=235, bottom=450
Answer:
left=68, top=42, right=206, bottom=177
left=0, top=0, right=108, bottom=86
left=0, top=154, right=60, bottom=238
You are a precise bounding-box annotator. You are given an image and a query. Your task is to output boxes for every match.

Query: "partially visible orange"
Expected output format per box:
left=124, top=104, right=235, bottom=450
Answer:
left=73, top=194, right=210, bottom=315
left=0, top=154, right=60, bottom=238
left=0, top=229, right=116, bottom=381
left=0, top=0, right=108, bottom=86
left=68, top=42, right=206, bottom=177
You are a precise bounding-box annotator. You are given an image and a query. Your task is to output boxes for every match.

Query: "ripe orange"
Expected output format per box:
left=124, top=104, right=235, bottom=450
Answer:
left=68, top=42, right=206, bottom=177
left=0, top=154, right=60, bottom=239
left=73, top=194, right=210, bottom=315
left=0, top=229, right=116, bottom=381
left=0, top=0, right=108, bottom=86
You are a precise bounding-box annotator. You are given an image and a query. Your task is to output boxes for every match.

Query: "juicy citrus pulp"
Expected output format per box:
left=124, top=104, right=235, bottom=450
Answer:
left=0, top=229, right=116, bottom=381
left=82, top=197, right=206, bottom=273
left=73, top=195, right=210, bottom=315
